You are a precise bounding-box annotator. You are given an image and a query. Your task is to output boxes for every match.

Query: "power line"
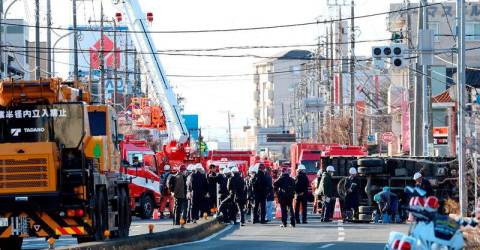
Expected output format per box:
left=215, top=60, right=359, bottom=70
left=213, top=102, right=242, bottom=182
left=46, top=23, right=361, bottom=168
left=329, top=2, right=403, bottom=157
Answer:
left=0, top=3, right=441, bottom=34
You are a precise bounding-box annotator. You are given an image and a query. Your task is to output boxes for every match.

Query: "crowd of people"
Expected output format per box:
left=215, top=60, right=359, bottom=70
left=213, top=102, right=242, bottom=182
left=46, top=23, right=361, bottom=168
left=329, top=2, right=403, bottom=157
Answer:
left=157, top=162, right=434, bottom=227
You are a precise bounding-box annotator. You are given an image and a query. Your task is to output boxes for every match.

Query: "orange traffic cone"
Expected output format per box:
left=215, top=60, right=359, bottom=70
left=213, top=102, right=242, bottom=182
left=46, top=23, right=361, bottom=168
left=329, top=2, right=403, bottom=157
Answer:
left=153, top=208, right=159, bottom=220
left=333, top=198, right=342, bottom=221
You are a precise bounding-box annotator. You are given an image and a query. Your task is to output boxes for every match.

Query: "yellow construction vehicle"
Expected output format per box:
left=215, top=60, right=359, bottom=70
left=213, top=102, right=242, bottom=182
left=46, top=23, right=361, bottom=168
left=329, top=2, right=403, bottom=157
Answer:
left=0, top=79, right=131, bottom=249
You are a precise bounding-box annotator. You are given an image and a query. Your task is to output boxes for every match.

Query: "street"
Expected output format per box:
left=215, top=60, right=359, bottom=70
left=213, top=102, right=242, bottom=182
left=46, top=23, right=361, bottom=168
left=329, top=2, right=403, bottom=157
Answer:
left=152, top=214, right=409, bottom=250
left=22, top=218, right=178, bottom=250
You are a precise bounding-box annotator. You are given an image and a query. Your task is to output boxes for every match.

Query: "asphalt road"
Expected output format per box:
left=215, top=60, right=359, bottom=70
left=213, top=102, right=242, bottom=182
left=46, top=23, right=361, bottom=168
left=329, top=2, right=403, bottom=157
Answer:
left=22, top=217, right=178, bottom=250
left=151, top=214, right=410, bottom=250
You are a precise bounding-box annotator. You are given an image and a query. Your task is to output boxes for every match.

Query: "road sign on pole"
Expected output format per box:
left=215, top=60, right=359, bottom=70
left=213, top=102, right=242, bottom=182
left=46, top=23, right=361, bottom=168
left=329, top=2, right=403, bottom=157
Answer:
left=382, top=132, right=395, bottom=144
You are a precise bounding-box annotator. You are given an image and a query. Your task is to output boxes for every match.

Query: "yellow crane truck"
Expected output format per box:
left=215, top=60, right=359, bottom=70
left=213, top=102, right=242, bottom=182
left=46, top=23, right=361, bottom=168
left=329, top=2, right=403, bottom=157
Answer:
left=0, top=79, right=131, bottom=249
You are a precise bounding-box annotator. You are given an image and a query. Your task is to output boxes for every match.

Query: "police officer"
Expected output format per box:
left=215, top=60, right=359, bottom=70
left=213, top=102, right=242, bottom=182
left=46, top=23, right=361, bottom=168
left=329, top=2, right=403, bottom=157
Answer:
left=274, top=167, right=296, bottom=228
left=294, top=164, right=309, bottom=224
left=218, top=167, right=234, bottom=223
left=252, top=164, right=267, bottom=224
left=186, top=164, right=208, bottom=223
left=320, top=165, right=335, bottom=222
left=227, top=167, right=246, bottom=225
left=207, top=164, right=218, bottom=214
left=344, top=167, right=360, bottom=220
left=168, top=165, right=188, bottom=225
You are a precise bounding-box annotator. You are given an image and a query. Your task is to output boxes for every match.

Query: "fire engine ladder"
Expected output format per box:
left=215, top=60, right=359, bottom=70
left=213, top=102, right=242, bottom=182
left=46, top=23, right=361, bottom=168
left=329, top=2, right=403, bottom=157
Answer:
left=114, top=0, right=188, bottom=141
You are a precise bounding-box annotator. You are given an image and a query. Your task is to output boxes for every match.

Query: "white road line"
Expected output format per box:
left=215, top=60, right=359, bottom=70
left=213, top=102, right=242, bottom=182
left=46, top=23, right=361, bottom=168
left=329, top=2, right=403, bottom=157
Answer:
left=337, top=237, right=345, bottom=241
left=337, top=220, right=345, bottom=242
left=150, top=225, right=233, bottom=250
left=338, top=227, right=344, bottom=231
left=318, top=243, right=335, bottom=248
left=338, top=231, right=345, bottom=236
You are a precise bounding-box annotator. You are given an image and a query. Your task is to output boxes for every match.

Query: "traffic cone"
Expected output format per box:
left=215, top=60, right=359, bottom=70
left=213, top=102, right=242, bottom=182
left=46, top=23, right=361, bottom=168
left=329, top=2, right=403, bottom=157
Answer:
left=333, top=198, right=342, bottom=221
left=153, top=208, right=159, bottom=220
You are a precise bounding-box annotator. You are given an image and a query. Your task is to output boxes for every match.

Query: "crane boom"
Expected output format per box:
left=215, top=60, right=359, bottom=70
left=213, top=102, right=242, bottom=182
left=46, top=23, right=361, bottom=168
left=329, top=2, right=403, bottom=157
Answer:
left=115, top=0, right=188, bottom=140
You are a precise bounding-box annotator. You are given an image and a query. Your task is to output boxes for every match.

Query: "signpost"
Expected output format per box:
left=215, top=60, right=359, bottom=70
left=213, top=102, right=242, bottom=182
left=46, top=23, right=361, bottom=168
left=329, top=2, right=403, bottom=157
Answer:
left=382, top=132, right=395, bottom=144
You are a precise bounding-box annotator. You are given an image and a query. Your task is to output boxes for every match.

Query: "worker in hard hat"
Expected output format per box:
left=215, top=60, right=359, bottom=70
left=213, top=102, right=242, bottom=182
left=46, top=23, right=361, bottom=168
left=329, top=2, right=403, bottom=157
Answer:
left=344, top=167, right=360, bottom=220
left=374, top=186, right=398, bottom=224
left=312, top=169, right=323, bottom=214
left=252, top=164, right=268, bottom=224
left=245, top=166, right=256, bottom=220
left=187, top=164, right=208, bottom=223
left=159, top=165, right=174, bottom=219
left=207, top=164, right=218, bottom=215
left=227, top=167, right=246, bottom=225
left=274, top=167, right=296, bottom=227
left=294, top=164, right=309, bottom=224
left=413, top=172, right=433, bottom=197
left=320, top=165, right=335, bottom=222
left=217, top=167, right=234, bottom=223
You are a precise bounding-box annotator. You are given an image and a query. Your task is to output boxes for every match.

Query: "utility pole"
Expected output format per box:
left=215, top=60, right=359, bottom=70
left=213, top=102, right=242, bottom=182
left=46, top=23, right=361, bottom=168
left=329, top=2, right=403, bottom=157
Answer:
left=124, top=29, right=128, bottom=110
left=456, top=0, right=467, bottom=217
left=133, top=49, right=138, bottom=95
left=35, top=0, right=40, bottom=80
left=329, top=20, right=334, bottom=116
left=0, top=0, right=3, bottom=78
left=350, top=0, right=356, bottom=145
left=47, top=0, right=52, bottom=77
left=73, top=0, right=78, bottom=81
left=338, top=7, right=343, bottom=115
left=227, top=111, right=232, bottom=150
left=421, top=0, right=430, bottom=156
left=99, top=3, right=105, bottom=104
left=113, top=21, right=118, bottom=107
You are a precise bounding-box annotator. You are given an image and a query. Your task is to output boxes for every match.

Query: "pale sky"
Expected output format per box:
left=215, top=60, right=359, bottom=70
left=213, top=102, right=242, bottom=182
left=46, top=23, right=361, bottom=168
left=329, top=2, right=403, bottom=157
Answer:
left=7, top=0, right=397, bottom=142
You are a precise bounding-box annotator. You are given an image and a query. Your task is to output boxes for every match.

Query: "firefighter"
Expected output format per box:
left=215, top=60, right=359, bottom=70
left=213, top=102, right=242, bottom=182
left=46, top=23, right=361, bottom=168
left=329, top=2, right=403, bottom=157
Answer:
left=227, top=167, right=246, bottom=225
left=252, top=164, right=267, bottom=224
left=245, top=166, right=256, bottom=221
left=320, top=165, right=335, bottom=222
left=344, top=167, right=360, bottom=220
left=159, top=165, right=174, bottom=219
left=168, top=165, right=188, bottom=225
left=274, top=167, right=296, bottom=228
left=265, top=167, right=275, bottom=222
left=294, top=164, right=309, bottom=224
left=216, top=165, right=229, bottom=208
left=217, top=167, right=233, bottom=223
left=187, top=164, right=208, bottom=223
left=413, top=172, right=434, bottom=197
left=312, top=170, right=323, bottom=214
left=207, top=164, right=218, bottom=215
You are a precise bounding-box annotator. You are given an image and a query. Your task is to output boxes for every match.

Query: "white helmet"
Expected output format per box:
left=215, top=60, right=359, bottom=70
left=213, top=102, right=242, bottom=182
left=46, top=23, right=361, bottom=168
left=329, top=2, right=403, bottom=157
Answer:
left=349, top=167, right=357, bottom=175
left=326, top=165, right=335, bottom=172
left=251, top=164, right=259, bottom=174
left=196, top=163, right=203, bottom=171
left=231, top=167, right=239, bottom=173
left=187, top=164, right=194, bottom=172
left=228, top=163, right=236, bottom=169
left=413, top=172, right=422, bottom=180
left=223, top=168, right=231, bottom=175
left=297, top=164, right=306, bottom=172
left=164, top=165, right=170, bottom=171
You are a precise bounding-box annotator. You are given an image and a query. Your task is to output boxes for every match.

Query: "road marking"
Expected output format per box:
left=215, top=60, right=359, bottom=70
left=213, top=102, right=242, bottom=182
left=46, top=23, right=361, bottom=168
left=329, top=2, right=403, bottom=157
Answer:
left=337, top=220, right=345, bottom=242
left=151, top=225, right=233, bottom=249
left=318, top=243, right=335, bottom=248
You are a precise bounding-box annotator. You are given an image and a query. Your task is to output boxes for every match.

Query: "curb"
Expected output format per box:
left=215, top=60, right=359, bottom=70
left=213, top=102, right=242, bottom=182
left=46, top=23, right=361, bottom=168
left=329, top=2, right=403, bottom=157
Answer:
left=57, top=218, right=225, bottom=250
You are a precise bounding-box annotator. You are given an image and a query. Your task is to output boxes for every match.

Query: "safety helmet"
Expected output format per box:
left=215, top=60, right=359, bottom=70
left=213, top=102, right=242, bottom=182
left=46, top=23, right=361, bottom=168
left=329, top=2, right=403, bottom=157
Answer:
left=297, top=164, right=306, bottom=171
left=164, top=165, right=171, bottom=171
left=223, top=168, right=231, bottom=175
left=196, top=163, right=204, bottom=171
left=228, top=163, right=236, bottom=169
left=383, top=186, right=391, bottom=192
left=231, top=167, right=239, bottom=173
left=187, top=164, right=194, bottom=172
left=326, top=165, right=335, bottom=172
left=349, top=167, right=357, bottom=175
left=413, top=172, right=422, bottom=180
left=251, top=164, right=259, bottom=174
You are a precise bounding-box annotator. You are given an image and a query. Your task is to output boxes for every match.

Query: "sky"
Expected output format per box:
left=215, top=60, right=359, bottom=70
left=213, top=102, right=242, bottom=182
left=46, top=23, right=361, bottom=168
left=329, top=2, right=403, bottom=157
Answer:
left=7, top=0, right=396, bottom=142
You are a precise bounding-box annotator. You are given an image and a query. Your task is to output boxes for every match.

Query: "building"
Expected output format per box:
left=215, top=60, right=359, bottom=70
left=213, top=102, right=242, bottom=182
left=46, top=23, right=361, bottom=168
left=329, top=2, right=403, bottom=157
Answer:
left=1, top=19, right=31, bottom=79
left=253, top=50, right=313, bottom=159
left=387, top=2, right=480, bottom=156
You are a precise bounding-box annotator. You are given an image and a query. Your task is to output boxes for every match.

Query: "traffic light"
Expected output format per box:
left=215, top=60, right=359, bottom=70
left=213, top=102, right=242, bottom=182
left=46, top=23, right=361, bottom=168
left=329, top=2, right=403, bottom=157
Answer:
left=371, top=43, right=406, bottom=70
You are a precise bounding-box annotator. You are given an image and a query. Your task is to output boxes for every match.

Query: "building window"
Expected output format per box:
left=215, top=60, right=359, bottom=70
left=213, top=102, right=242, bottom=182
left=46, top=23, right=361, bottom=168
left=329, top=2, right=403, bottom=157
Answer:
left=466, top=22, right=480, bottom=41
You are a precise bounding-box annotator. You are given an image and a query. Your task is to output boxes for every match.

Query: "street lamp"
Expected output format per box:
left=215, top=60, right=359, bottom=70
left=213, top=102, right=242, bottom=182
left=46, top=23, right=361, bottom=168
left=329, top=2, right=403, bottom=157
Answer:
left=52, top=31, right=74, bottom=76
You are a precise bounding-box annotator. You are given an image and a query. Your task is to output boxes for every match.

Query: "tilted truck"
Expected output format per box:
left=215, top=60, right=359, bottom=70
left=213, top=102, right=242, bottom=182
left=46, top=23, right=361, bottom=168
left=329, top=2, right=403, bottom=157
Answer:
left=0, top=79, right=131, bottom=249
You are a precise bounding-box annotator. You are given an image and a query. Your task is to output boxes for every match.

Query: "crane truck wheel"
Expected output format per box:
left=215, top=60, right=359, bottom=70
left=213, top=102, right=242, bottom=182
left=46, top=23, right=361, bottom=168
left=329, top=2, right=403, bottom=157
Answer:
left=118, top=188, right=131, bottom=237
left=140, top=195, right=154, bottom=219
left=78, top=188, right=108, bottom=243
left=0, top=236, right=23, bottom=250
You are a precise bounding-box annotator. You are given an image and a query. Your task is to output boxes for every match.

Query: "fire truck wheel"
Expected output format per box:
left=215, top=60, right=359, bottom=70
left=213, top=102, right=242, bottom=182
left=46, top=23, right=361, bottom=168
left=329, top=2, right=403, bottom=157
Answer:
left=358, top=213, right=372, bottom=222
left=140, top=195, right=154, bottom=219
left=0, top=237, right=23, bottom=250
left=118, top=188, right=131, bottom=237
left=357, top=166, right=383, bottom=175
left=358, top=158, right=384, bottom=168
left=358, top=206, right=374, bottom=214
left=94, top=189, right=108, bottom=241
